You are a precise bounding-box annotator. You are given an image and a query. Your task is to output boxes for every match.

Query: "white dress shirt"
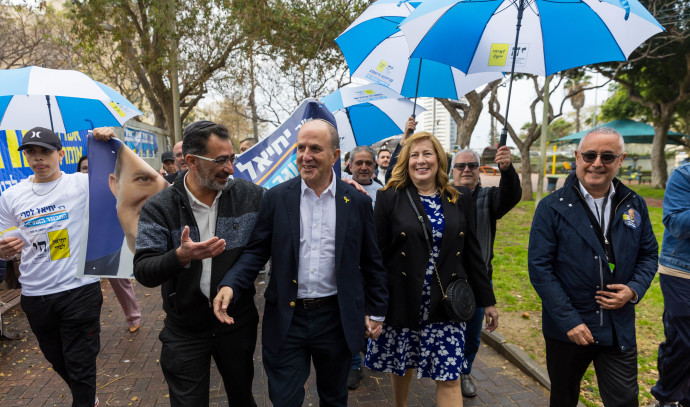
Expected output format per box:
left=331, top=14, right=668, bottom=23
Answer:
left=298, top=172, right=338, bottom=299
left=579, top=181, right=616, bottom=235
left=184, top=174, right=222, bottom=299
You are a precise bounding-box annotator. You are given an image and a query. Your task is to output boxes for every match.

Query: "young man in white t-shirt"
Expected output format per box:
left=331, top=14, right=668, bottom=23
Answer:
left=0, top=127, right=112, bottom=407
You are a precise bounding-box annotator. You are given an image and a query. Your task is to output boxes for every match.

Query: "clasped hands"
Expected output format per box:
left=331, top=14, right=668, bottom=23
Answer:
left=567, top=284, right=634, bottom=346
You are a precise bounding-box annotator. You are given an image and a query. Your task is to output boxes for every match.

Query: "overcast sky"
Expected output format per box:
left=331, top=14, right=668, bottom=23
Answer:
left=470, top=72, right=612, bottom=149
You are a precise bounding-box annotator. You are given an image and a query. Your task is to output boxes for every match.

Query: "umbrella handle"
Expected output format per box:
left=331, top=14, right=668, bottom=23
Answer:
left=499, top=0, right=526, bottom=147
left=45, top=96, right=55, bottom=132
left=409, top=58, right=422, bottom=133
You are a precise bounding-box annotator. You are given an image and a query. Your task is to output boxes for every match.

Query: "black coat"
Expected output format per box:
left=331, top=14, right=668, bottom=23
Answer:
left=374, top=184, right=496, bottom=330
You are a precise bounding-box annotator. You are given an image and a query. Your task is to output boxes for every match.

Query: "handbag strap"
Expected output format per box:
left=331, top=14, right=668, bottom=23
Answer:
left=405, top=189, right=448, bottom=299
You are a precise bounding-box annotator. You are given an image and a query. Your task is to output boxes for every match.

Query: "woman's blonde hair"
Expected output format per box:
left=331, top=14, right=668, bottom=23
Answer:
left=383, top=132, right=459, bottom=203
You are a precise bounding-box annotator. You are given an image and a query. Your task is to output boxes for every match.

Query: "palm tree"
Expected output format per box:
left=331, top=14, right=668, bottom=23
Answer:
left=565, top=74, right=592, bottom=132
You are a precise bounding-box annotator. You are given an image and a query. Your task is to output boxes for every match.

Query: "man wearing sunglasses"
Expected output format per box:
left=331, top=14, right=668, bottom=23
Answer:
left=133, top=120, right=264, bottom=406
left=528, top=128, right=658, bottom=407
left=451, top=145, right=522, bottom=397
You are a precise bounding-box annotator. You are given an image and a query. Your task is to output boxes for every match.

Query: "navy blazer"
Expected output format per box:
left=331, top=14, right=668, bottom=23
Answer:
left=219, top=176, right=388, bottom=354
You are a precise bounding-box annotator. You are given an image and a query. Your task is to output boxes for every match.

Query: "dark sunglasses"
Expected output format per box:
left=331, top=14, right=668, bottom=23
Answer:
left=579, top=151, right=622, bottom=164
left=453, top=162, right=479, bottom=171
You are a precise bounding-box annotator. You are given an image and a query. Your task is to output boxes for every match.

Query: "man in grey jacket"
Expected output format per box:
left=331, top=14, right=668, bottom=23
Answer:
left=134, top=120, right=264, bottom=406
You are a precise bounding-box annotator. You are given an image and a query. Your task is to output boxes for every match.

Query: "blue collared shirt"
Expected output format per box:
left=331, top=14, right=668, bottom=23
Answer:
left=297, top=171, right=337, bottom=299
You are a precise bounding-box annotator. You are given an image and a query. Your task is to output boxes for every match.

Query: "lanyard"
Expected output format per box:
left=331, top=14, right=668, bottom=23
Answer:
left=593, top=192, right=609, bottom=238
left=593, top=192, right=612, bottom=267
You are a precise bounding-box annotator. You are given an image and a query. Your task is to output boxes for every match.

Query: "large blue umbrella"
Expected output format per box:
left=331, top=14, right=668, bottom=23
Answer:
left=321, top=83, right=425, bottom=152
left=0, top=66, right=143, bottom=133
left=398, top=0, right=665, bottom=145
left=335, top=0, right=502, bottom=116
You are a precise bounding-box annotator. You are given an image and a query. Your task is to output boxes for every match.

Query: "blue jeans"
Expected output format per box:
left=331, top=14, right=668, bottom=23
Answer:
left=651, top=274, right=690, bottom=405
left=462, top=306, right=485, bottom=374
left=351, top=353, right=362, bottom=370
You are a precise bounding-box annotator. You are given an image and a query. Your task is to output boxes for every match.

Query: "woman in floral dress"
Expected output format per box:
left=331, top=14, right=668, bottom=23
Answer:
left=366, top=132, right=498, bottom=406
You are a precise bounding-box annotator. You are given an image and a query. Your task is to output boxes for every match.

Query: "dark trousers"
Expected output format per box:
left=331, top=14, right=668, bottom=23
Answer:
left=159, top=313, right=258, bottom=407
left=545, top=336, right=638, bottom=407
left=652, top=274, right=690, bottom=405
left=462, top=306, right=485, bottom=374
left=21, top=282, right=102, bottom=407
left=262, top=300, right=351, bottom=407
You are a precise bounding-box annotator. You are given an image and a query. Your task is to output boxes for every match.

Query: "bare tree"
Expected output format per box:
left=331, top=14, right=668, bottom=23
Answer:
left=438, top=79, right=503, bottom=149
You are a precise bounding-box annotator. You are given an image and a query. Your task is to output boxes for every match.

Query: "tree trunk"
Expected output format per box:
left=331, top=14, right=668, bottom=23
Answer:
left=249, top=48, right=259, bottom=139
left=520, top=143, right=533, bottom=201
left=456, top=92, right=483, bottom=148
left=650, top=106, right=673, bottom=188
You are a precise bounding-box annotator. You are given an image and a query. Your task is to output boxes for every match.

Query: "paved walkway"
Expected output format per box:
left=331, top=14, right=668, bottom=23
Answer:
left=0, top=274, right=549, bottom=406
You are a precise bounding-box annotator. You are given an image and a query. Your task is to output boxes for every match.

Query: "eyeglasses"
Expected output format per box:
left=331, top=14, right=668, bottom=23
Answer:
left=453, top=162, right=479, bottom=171
left=190, top=153, right=236, bottom=167
left=579, top=151, right=622, bottom=164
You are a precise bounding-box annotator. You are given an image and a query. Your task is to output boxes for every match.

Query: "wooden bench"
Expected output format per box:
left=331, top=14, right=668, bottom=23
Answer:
left=1, top=259, right=24, bottom=340
left=0, top=288, right=23, bottom=340
left=0, top=288, right=21, bottom=315
left=479, top=165, right=499, bottom=175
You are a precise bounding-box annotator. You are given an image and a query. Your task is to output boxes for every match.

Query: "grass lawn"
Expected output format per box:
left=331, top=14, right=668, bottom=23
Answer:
left=492, top=195, right=665, bottom=407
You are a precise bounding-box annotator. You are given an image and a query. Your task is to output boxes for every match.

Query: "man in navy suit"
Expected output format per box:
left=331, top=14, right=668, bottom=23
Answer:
left=213, top=119, right=388, bottom=406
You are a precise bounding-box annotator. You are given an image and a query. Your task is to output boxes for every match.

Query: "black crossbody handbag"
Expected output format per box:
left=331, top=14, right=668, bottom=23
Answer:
left=406, top=189, right=476, bottom=323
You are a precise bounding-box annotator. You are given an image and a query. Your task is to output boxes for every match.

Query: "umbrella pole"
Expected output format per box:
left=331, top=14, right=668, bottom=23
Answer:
left=344, top=107, right=355, bottom=146
left=499, top=0, right=526, bottom=147
left=45, top=95, right=55, bottom=131
left=407, top=59, right=423, bottom=137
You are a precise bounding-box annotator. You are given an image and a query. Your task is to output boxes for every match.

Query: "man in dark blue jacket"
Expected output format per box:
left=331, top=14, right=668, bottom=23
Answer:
left=528, top=128, right=658, bottom=407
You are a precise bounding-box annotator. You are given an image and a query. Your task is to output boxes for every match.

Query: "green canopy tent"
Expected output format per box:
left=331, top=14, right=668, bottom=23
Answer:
left=556, top=119, right=687, bottom=145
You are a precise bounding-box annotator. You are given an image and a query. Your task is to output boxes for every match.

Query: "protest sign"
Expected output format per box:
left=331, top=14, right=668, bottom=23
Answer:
left=234, top=98, right=340, bottom=187
left=0, top=129, right=88, bottom=195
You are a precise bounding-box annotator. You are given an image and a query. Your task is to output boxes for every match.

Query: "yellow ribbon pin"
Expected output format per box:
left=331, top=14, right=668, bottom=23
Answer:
left=344, top=196, right=350, bottom=203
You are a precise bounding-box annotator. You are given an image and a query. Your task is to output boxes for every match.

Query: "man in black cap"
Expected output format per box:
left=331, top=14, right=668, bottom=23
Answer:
left=0, top=126, right=114, bottom=407
left=160, top=151, right=178, bottom=183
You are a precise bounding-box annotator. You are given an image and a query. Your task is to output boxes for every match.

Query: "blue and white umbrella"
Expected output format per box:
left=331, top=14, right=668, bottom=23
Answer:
left=398, top=0, right=665, bottom=144
left=335, top=0, right=502, bottom=110
left=321, top=83, right=425, bottom=153
left=0, top=66, right=143, bottom=134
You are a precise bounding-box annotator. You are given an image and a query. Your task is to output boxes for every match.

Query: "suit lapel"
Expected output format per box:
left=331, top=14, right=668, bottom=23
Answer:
left=407, top=185, right=433, bottom=241
left=286, top=177, right=302, bottom=263
left=334, top=180, right=348, bottom=271
left=438, top=191, right=458, bottom=261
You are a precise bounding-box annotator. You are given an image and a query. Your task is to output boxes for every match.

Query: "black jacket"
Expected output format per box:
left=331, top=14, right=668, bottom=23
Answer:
left=374, top=184, right=496, bottom=329
left=134, top=172, right=264, bottom=334
left=469, top=163, right=522, bottom=279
